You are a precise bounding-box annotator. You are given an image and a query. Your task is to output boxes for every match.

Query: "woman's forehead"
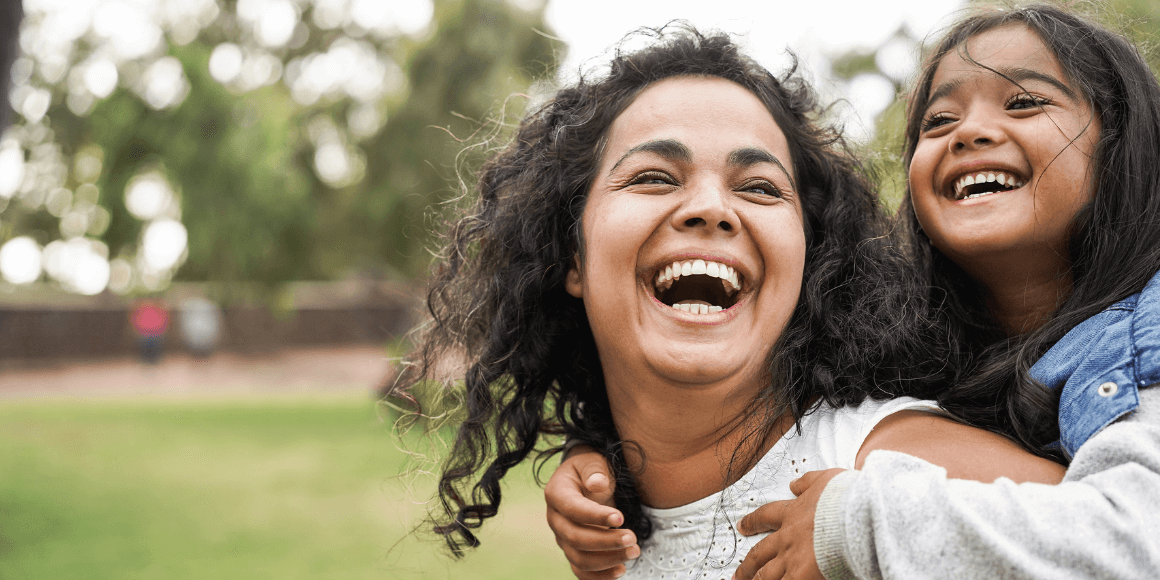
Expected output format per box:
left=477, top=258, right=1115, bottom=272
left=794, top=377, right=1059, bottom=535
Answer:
left=600, top=76, right=792, bottom=174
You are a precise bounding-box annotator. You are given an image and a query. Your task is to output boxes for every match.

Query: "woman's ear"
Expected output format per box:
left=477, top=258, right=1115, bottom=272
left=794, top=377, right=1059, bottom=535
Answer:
left=566, top=258, right=583, bottom=298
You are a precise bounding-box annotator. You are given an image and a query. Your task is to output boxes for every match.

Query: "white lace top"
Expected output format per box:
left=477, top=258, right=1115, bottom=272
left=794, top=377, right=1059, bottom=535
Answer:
left=622, top=397, right=943, bottom=580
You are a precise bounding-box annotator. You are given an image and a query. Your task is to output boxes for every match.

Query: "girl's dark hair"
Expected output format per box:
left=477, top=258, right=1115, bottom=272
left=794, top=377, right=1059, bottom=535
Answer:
left=899, top=3, right=1160, bottom=456
left=392, top=23, right=951, bottom=555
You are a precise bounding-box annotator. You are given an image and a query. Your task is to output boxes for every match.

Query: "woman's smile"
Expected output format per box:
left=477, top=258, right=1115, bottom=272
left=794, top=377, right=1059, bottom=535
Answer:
left=651, top=256, right=743, bottom=315
left=566, top=76, right=805, bottom=389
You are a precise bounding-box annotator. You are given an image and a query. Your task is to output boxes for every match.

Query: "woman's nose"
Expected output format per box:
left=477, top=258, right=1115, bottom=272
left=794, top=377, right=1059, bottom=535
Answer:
left=672, top=182, right=738, bottom=234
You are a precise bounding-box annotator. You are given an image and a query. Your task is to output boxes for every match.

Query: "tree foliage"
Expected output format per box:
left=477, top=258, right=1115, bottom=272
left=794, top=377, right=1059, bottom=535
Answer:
left=0, top=0, right=559, bottom=297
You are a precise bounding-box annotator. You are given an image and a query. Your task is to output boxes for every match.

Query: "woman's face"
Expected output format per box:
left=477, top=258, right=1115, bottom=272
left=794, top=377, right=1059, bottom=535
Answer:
left=908, top=24, right=1099, bottom=281
left=566, top=76, right=806, bottom=390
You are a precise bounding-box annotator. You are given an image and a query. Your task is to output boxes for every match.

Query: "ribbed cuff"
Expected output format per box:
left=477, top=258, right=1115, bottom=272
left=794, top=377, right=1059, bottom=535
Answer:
left=814, top=470, right=859, bottom=580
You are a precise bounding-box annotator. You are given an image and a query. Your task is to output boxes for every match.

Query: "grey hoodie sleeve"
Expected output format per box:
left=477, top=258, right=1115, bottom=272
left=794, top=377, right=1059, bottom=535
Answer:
left=814, top=386, right=1160, bottom=580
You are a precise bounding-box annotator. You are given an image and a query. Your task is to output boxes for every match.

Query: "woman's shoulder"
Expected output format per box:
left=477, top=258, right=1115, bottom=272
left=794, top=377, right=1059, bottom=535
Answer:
left=792, top=397, right=944, bottom=470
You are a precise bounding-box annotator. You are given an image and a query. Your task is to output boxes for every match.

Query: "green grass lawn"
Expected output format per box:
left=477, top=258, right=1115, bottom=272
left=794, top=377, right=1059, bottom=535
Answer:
left=0, top=395, right=573, bottom=580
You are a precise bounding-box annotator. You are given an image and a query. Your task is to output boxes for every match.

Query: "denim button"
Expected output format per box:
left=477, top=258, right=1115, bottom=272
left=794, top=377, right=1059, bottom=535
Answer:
left=1097, top=381, right=1119, bottom=397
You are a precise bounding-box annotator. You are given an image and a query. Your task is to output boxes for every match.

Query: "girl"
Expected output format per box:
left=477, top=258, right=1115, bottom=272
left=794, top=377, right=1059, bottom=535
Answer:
left=548, top=4, right=1160, bottom=580
left=736, top=5, right=1160, bottom=579
left=390, top=25, right=1060, bottom=580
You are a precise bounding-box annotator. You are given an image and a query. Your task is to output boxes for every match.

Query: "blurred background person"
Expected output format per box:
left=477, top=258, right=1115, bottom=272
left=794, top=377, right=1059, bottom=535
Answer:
left=177, top=296, right=220, bottom=358
left=130, top=297, right=168, bottom=363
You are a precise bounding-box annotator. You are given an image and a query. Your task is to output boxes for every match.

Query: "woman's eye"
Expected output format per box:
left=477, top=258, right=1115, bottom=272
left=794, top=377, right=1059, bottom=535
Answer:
left=920, top=112, right=953, bottom=132
left=1007, top=93, right=1050, bottom=110
left=629, top=171, right=674, bottom=186
left=740, top=181, right=781, bottom=197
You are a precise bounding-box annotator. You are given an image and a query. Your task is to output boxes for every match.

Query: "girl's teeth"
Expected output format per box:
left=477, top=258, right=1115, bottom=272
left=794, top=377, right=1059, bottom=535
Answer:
left=953, top=171, right=1026, bottom=199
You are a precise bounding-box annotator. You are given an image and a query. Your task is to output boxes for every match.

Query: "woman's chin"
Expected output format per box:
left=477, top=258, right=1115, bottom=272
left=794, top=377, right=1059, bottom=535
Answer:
left=643, top=345, right=763, bottom=389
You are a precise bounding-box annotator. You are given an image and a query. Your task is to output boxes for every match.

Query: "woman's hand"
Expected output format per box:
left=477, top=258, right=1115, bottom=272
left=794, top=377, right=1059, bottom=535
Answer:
left=732, top=468, right=846, bottom=580
left=546, top=445, right=639, bottom=579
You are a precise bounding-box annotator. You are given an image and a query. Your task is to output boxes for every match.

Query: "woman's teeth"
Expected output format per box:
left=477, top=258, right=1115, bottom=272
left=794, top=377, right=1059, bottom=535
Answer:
left=953, top=171, right=1025, bottom=200
left=672, top=302, right=723, bottom=314
left=654, top=259, right=740, bottom=294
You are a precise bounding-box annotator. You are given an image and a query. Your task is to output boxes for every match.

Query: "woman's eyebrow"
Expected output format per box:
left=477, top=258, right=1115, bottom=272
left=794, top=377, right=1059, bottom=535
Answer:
left=729, top=147, right=796, bottom=190
left=608, top=139, right=691, bottom=174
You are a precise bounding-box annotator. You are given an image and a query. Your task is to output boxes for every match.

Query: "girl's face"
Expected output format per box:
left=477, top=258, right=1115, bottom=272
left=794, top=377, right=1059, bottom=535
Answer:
left=566, top=76, right=806, bottom=390
left=909, top=24, right=1099, bottom=280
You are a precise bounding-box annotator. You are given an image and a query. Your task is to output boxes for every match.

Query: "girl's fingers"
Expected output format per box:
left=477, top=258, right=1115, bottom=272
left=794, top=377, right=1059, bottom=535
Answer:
left=750, top=559, right=786, bottom=580
left=788, top=468, right=844, bottom=496
left=583, top=470, right=614, bottom=504
left=546, top=471, right=623, bottom=528
left=737, top=500, right=790, bottom=536
left=572, top=563, right=628, bottom=580
left=545, top=484, right=624, bottom=528
left=732, top=533, right=780, bottom=580
left=548, top=508, right=637, bottom=551
left=559, top=543, right=640, bottom=573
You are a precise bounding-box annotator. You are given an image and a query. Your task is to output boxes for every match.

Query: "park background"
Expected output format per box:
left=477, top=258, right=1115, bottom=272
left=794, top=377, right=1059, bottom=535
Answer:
left=1, top=0, right=1157, bottom=578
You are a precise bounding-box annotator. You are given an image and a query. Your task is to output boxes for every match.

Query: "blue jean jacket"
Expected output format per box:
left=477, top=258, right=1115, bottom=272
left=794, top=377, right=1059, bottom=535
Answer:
left=1031, top=271, right=1160, bottom=458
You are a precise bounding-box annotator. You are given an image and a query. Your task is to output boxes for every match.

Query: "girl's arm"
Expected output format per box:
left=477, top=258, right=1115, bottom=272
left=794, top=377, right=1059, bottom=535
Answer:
left=735, top=386, right=1160, bottom=580
left=545, top=446, right=638, bottom=580
left=852, top=409, right=1065, bottom=483
left=731, top=410, right=1065, bottom=580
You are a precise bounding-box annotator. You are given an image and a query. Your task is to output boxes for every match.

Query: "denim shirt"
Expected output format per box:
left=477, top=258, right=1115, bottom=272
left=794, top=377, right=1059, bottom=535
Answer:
left=1031, top=270, right=1160, bottom=458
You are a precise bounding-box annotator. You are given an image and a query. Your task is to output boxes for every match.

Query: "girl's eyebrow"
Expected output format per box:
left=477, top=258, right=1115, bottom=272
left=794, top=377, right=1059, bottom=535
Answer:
left=608, top=139, right=691, bottom=174
left=998, top=66, right=1078, bottom=100
left=926, top=78, right=964, bottom=107
left=927, top=65, right=1077, bottom=105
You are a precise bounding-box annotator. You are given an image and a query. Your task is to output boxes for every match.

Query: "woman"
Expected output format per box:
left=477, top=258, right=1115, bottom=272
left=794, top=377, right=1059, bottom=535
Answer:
left=389, top=25, right=1060, bottom=579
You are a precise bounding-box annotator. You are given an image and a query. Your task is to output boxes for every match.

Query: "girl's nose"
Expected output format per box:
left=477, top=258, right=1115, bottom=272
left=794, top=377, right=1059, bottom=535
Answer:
left=672, top=182, right=738, bottom=234
left=951, top=112, right=1005, bottom=152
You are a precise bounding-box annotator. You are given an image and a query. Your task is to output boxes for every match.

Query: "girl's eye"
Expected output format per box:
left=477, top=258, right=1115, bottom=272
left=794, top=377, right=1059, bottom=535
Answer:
left=920, top=112, right=954, bottom=132
left=739, top=180, right=782, bottom=198
left=629, top=171, right=674, bottom=186
left=1007, top=93, right=1050, bottom=110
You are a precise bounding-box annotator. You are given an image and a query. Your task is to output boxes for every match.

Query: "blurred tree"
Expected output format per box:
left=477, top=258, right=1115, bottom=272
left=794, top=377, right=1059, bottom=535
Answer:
left=0, top=0, right=559, bottom=298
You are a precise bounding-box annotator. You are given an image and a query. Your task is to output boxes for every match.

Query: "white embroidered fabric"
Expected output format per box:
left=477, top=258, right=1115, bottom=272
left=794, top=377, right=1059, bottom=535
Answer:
left=621, top=397, right=942, bottom=580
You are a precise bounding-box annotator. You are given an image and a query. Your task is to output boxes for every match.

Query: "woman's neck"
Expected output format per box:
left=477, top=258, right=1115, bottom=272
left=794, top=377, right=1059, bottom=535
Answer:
left=604, top=377, right=791, bottom=509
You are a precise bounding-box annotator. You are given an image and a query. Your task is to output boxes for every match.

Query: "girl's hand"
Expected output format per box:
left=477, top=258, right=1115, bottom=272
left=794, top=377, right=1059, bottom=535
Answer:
left=546, top=445, right=639, bottom=579
left=732, top=468, right=846, bottom=580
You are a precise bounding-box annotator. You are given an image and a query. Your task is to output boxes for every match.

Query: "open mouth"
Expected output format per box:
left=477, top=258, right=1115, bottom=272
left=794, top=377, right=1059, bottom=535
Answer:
left=653, top=259, right=742, bottom=314
left=951, top=170, right=1026, bottom=200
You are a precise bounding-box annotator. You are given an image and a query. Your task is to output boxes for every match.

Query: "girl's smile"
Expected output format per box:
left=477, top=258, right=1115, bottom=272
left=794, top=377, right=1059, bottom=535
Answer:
left=909, top=24, right=1100, bottom=287
left=566, top=76, right=805, bottom=390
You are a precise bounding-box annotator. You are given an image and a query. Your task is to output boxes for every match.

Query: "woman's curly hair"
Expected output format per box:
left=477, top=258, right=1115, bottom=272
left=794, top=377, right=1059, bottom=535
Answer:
left=389, top=23, right=954, bottom=554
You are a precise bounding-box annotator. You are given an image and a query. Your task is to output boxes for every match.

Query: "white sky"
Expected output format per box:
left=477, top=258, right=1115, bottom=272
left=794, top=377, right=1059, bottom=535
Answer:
left=544, top=0, right=967, bottom=139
